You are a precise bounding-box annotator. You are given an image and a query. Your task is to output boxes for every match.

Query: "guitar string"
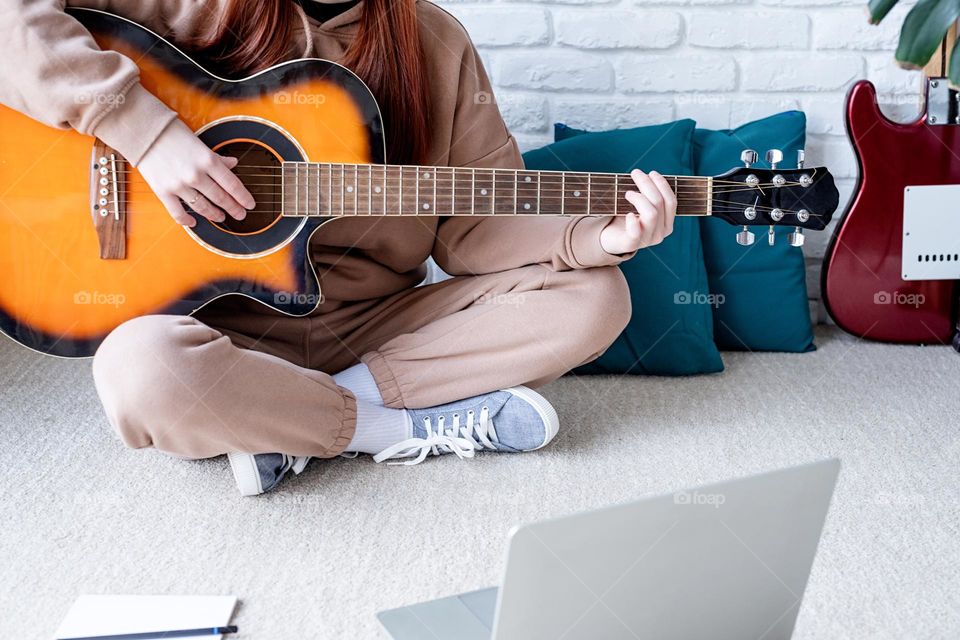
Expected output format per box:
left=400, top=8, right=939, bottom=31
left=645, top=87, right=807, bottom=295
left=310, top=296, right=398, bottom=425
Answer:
left=113, top=181, right=805, bottom=194
left=95, top=202, right=823, bottom=219
left=102, top=190, right=823, bottom=211
left=108, top=165, right=816, bottom=189
left=110, top=176, right=807, bottom=193
left=109, top=171, right=820, bottom=194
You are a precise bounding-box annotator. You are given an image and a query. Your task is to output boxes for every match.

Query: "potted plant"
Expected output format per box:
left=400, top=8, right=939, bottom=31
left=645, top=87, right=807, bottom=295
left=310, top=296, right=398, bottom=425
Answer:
left=869, top=0, right=960, bottom=85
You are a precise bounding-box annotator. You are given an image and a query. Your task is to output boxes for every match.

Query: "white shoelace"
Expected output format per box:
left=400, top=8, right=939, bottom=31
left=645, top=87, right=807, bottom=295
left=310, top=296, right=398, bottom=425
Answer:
left=372, top=407, right=499, bottom=466
left=284, top=454, right=311, bottom=476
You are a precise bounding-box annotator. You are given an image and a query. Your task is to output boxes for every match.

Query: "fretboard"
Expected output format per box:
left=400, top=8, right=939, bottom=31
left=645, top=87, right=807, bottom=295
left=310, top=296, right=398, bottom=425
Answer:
left=279, top=162, right=712, bottom=218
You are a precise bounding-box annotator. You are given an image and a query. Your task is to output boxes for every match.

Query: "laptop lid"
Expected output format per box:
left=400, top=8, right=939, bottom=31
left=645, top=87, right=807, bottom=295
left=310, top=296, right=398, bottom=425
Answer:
left=491, top=459, right=840, bottom=640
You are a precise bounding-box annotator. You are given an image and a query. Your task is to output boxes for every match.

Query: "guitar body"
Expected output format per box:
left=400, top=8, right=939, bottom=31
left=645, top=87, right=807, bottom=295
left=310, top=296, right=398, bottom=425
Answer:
left=822, top=80, right=959, bottom=344
left=0, top=8, right=384, bottom=357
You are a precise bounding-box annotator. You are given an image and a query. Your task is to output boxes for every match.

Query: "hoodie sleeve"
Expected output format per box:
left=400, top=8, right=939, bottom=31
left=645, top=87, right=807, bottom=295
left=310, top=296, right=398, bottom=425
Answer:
left=0, top=0, right=226, bottom=165
left=432, top=38, right=634, bottom=276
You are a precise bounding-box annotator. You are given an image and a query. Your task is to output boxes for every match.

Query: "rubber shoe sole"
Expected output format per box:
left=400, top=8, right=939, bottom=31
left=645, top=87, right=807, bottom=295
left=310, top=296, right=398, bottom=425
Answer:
left=503, top=386, right=560, bottom=450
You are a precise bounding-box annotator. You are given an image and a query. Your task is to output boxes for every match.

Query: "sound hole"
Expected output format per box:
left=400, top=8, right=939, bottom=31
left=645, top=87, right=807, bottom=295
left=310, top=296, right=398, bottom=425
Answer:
left=212, top=141, right=283, bottom=234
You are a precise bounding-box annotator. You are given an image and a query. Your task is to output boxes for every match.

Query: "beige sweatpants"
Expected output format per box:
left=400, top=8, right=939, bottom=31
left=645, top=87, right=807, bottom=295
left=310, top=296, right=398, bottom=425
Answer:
left=92, top=264, right=631, bottom=459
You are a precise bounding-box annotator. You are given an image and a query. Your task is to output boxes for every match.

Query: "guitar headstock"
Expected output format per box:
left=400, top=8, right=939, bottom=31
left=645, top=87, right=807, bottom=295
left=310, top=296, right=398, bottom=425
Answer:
left=709, top=149, right=839, bottom=247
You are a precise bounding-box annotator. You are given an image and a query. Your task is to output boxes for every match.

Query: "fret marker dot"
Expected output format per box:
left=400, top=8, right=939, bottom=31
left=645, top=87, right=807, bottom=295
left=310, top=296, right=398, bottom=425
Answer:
left=374, top=186, right=382, bottom=193
left=423, top=172, right=430, bottom=179
left=423, top=203, right=430, bottom=210
left=523, top=203, right=531, bottom=210
left=524, top=176, right=532, bottom=182
left=574, top=190, right=581, bottom=197
left=346, top=185, right=354, bottom=193
left=481, top=189, right=488, bottom=196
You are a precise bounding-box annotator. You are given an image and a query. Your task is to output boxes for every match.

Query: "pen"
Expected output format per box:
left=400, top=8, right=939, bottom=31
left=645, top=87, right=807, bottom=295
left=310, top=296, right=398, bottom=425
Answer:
left=58, top=625, right=238, bottom=640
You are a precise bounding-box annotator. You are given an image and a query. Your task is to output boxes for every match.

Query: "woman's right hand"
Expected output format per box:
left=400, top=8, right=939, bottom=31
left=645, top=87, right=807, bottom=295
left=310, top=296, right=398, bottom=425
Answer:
left=137, top=119, right=256, bottom=227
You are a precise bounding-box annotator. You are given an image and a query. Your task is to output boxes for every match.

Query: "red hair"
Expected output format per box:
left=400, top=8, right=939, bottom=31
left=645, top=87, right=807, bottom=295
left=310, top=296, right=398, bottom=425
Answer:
left=197, top=0, right=430, bottom=165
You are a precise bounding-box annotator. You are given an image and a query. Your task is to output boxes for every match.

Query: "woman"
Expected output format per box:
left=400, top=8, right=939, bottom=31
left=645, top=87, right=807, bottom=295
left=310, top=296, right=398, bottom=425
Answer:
left=1, top=0, right=676, bottom=495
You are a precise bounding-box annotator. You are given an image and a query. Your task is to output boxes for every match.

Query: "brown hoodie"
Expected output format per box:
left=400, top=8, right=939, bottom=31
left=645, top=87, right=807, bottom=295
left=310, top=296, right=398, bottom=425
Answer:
left=0, top=0, right=631, bottom=307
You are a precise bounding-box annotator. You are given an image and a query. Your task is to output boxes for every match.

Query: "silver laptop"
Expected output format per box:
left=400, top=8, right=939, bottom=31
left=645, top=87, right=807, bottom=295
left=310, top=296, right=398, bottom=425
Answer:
left=378, top=459, right=840, bottom=640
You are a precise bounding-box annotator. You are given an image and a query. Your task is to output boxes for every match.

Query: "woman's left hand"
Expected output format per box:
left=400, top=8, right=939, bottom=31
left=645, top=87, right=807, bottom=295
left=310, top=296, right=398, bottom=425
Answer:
left=599, top=169, right=677, bottom=255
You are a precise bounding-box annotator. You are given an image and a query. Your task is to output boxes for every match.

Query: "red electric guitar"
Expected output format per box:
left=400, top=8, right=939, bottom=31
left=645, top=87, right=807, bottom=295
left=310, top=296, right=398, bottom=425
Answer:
left=822, top=76, right=960, bottom=345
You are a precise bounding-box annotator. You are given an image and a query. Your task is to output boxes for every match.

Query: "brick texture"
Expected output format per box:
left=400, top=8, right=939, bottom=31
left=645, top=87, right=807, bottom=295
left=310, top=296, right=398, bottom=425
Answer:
left=436, top=0, right=924, bottom=304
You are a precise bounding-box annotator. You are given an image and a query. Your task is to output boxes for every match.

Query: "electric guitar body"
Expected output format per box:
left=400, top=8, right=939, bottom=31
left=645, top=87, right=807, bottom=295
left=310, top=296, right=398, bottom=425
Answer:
left=0, top=8, right=383, bottom=357
left=0, top=9, right=839, bottom=358
left=822, top=80, right=959, bottom=344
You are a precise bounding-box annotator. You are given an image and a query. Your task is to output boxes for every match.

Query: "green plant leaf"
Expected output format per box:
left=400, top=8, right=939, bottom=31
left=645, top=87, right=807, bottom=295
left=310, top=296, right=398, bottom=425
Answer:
left=896, top=0, right=960, bottom=68
left=949, top=38, right=960, bottom=87
left=868, top=0, right=900, bottom=24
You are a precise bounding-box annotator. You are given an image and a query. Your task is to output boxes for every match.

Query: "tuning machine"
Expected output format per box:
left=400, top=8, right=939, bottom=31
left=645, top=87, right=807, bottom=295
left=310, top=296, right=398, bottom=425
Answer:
left=736, top=226, right=755, bottom=246
left=740, top=149, right=758, bottom=168
left=788, top=208, right=809, bottom=247
left=765, top=149, right=783, bottom=169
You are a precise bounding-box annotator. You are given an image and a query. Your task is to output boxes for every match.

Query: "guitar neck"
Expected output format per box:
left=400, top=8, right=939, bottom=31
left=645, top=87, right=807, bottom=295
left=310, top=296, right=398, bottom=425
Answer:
left=279, top=162, right=712, bottom=218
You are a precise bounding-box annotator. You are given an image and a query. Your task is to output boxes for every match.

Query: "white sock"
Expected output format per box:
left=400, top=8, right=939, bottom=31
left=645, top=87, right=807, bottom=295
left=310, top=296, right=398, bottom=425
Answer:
left=346, top=400, right=412, bottom=454
left=333, top=363, right=384, bottom=406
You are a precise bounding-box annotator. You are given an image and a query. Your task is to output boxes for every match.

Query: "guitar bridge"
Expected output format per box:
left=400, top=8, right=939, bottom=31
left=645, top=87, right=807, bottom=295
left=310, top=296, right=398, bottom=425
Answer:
left=89, top=139, right=127, bottom=259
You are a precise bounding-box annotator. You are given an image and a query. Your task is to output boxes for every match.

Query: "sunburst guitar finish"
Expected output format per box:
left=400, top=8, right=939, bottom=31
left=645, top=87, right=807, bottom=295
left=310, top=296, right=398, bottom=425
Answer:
left=0, top=8, right=383, bottom=357
left=0, top=9, right=842, bottom=358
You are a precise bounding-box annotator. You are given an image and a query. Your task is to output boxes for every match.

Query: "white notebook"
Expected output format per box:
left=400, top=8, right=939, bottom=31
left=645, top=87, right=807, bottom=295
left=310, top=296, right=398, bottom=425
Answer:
left=55, top=595, right=238, bottom=639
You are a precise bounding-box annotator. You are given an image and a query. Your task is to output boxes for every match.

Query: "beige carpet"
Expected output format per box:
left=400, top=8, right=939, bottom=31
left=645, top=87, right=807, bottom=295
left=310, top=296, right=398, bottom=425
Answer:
left=2, top=327, right=959, bottom=639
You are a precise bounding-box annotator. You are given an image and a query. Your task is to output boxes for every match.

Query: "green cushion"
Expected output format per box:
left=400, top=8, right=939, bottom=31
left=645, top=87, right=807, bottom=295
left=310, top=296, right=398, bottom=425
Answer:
left=693, top=111, right=814, bottom=352
left=556, top=111, right=815, bottom=353
left=525, top=120, right=723, bottom=375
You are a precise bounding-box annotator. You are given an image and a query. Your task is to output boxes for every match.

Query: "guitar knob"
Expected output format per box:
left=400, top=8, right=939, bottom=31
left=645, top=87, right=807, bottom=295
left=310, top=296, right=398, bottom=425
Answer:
left=788, top=227, right=805, bottom=247
left=765, top=149, right=783, bottom=169
left=740, top=149, right=758, bottom=168
left=797, top=149, right=805, bottom=169
left=736, top=226, right=755, bottom=246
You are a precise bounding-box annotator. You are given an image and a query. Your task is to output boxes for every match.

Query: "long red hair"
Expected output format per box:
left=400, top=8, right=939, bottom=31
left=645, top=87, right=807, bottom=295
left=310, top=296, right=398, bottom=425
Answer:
left=197, top=0, right=430, bottom=165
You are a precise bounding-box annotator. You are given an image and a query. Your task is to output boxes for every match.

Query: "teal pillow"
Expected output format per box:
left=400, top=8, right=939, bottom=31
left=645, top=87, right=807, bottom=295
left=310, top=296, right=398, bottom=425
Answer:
left=556, top=112, right=815, bottom=353
left=524, top=120, right=723, bottom=376
left=693, top=112, right=814, bottom=352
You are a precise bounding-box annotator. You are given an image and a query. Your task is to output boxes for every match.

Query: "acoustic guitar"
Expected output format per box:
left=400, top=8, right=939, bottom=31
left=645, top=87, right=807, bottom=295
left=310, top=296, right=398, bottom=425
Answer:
left=0, top=8, right=839, bottom=358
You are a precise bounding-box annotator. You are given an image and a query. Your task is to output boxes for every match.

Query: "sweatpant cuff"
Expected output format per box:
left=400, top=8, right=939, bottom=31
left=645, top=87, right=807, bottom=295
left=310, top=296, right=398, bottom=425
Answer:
left=361, top=351, right=404, bottom=409
left=326, top=388, right=357, bottom=457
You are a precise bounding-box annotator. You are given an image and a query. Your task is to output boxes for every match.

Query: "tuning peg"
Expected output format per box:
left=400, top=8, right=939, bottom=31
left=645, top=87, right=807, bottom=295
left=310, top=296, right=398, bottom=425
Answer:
left=740, top=149, right=758, bottom=168
left=796, top=149, right=805, bottom=169
left=736, top=226, right=755, bottom=246
left=765, top=149, right=783, bottom=169
left=788, top=227, right=805, bottom=247
left=768, top=226, right=776, bottom=246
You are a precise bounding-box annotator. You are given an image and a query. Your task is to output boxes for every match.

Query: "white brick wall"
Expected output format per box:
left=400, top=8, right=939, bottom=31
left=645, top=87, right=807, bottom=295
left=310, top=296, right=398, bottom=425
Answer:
left=436, top=0, right=924, bottom=307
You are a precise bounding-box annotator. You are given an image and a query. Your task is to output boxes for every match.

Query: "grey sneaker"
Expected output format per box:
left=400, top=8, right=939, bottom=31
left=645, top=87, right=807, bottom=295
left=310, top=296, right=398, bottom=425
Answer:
left=227, top=452, right=310, bottom=496
left=372, top=386, right=559, bottom=465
